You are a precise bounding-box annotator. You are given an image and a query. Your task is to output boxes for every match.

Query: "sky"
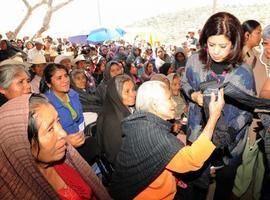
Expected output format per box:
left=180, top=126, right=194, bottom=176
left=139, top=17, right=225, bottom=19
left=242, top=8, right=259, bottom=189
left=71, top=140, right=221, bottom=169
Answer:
left=0, top=0, right=267, bottom=38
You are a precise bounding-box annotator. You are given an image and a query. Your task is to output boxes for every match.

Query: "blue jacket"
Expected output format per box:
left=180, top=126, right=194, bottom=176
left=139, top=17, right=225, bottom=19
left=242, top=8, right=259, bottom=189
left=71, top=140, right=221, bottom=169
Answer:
left=182, top=53, right=255, bottom=165
left=45, top=89, right=84, bottom=134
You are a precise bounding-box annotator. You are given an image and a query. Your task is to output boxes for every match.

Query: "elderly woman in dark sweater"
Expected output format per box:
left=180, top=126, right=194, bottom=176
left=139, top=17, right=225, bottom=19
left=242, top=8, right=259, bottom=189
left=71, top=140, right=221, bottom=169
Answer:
left=109, top=81, right=224, bottom=199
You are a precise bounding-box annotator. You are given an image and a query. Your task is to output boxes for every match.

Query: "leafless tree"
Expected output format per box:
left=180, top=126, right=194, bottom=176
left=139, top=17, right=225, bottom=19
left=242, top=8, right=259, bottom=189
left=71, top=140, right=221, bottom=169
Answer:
left=33, top=0, right=74, bottom=39
left=6, top=0, right=74, bottom=40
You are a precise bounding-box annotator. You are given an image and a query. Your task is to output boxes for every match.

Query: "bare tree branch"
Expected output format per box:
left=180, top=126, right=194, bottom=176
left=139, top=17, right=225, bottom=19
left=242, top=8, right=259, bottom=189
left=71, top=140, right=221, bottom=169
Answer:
left=22, top=0, right=30, bottom=8
left=8, top=0, right=74, bottom=40
left=33, top=0, right=74, bottom=38
left=53, top=0, right=74, bottom=12
left=33, top=0, right=47, bottom=9
left=12, top=0, right=45, bottom=39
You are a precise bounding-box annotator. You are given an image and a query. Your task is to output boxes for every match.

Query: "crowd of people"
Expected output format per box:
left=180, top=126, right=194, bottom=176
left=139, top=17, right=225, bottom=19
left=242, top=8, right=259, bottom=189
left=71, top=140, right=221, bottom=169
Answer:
left=1, top=11, right=270, bottom=200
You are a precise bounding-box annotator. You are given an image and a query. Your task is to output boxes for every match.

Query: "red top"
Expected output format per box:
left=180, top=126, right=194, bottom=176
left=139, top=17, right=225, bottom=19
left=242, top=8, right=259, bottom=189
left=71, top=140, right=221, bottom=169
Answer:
left=54, top=163, right=95, bottom=200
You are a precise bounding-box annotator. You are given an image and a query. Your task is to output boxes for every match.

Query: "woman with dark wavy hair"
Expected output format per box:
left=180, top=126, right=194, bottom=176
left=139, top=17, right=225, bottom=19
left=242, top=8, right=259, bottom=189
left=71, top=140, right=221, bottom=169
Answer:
left=181, top=12, right=255, bottom=199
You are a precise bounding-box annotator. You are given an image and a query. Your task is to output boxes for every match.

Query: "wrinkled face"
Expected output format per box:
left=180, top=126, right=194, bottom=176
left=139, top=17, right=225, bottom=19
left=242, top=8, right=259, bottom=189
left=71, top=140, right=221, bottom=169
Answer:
left=47, top=69, right=70, bottom=94
left=121, top=80, right=136, bottom=107
left=155, top=88, right=176, bottom=120
left=73, top=73, right=87, bottom=89
left=207, top=35, right=232, bottom=62
left=245, top=26, right=262, bottom=48
left=31, top=103, right=67, bottom=164
left=263, top=37, right=270, bottom=59
left=110, top=64, right=122, bottom=78
left=171, top=76, right=181, bottom=96
left=0, top=70, right=31, bottom=100
left=32, top=63, right=46, bottom=77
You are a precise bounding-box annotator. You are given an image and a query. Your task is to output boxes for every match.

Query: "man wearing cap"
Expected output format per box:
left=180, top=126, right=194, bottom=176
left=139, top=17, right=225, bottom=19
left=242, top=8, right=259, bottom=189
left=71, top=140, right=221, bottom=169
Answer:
left=73, top=54, right=97, bottom=93
left=73, top=54, right=86, bottom=70
left=29, top=54, right=47, bottom=93
left=54, top=53, right=73, bottom=73
left=27, top=38, right=45, bottom=63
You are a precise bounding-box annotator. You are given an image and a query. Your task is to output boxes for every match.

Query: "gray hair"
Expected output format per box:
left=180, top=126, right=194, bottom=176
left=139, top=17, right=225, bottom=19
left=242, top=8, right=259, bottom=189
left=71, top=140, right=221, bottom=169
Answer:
left=114, top=74, right=133, bottom=99
left=136, top=81, right=167, bottom=112
left=0, top=64, right=30, bottom=89
left=262, top=25, right=270, bottom=40
left=69, top=69, right=86, bottom=88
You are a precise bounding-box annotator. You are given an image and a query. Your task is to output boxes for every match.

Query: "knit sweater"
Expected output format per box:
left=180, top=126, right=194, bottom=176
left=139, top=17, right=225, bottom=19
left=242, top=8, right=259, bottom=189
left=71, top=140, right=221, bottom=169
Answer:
left=109, top=111, right=184, bottom=199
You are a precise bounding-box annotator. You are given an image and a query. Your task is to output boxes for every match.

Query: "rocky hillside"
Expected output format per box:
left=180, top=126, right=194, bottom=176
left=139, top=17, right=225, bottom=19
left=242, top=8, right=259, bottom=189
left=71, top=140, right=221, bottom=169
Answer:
left=125, top=3, right=270, bottom=45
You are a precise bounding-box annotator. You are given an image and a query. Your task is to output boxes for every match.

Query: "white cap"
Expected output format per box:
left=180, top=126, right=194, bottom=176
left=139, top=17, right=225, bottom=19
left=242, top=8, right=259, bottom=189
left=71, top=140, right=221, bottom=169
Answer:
left=30, top=54, right=46, bottom=64
left=54, top=54, right=73, bottom=64
left=72, top=54, right=86, bottom=65
left=34, top=38, right=44, bottom=45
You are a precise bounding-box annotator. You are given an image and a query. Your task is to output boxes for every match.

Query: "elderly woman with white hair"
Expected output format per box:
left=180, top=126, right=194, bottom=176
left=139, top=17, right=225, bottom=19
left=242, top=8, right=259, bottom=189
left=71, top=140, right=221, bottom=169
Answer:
left=109, top=81, right=225, bottom=199
left=0, top=60, right=31, bottom=106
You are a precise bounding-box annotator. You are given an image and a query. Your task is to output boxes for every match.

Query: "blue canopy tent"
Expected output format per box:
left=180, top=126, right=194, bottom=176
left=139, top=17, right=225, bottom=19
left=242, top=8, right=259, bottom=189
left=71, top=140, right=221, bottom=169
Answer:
left=87, top=27, right=126, bottom=43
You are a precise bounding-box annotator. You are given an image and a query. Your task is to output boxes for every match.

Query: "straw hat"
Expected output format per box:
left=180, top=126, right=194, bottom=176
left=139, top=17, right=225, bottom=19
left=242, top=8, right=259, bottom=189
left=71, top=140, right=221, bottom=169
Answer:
left=54, top=54, right=73, bottom=64
left=72, top=54, right=86, bottom=65
left=30, top=54, right=46, bottom=64
left=0, top=57, right=31, bottom=69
